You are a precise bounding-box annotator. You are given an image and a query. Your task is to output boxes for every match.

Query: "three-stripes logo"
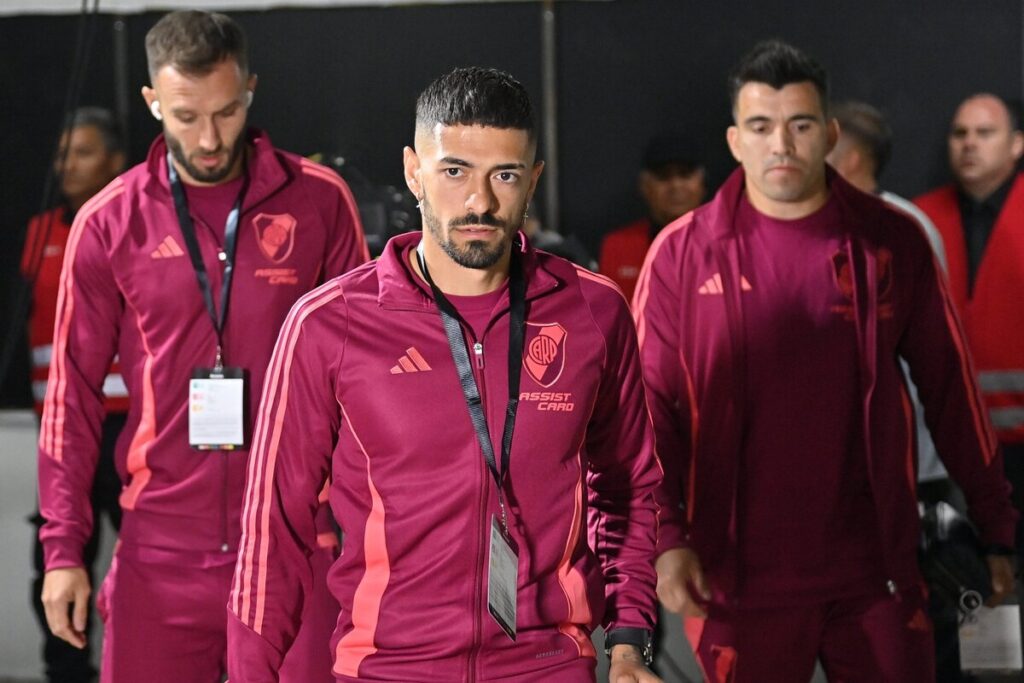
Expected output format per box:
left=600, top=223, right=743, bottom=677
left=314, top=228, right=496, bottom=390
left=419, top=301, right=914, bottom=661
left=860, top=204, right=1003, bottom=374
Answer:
left=150, top=235, right=185, bottom=259
left=698, top=273, right=752, bottom=295
left=390, top=347, right=432, bottom=374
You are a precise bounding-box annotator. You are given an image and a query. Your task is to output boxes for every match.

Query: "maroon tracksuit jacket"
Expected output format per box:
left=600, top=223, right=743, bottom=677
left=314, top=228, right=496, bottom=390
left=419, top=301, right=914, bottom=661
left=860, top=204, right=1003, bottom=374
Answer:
left=634, top=167, right=1017, bottom=598
left=38, top=129, right=368, bottom=570
left=228, top=232, right=661, bottom=682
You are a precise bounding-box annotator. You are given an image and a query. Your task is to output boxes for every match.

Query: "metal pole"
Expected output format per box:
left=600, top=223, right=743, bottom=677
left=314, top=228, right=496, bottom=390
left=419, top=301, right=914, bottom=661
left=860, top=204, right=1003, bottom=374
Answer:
left=540, top=0, right=559, bottom=232
left=113, top=15, right=130, bottom=153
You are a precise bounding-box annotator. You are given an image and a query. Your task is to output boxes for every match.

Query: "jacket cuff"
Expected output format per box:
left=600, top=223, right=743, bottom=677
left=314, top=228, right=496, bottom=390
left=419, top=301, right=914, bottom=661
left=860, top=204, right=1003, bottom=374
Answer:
left=976, top=515, right=1018, bottom=551
left=604, top=606, right=657, bottom=634
left=655, top=520, right=689, bottom=556
left=43, top=538, right=85, bottom=571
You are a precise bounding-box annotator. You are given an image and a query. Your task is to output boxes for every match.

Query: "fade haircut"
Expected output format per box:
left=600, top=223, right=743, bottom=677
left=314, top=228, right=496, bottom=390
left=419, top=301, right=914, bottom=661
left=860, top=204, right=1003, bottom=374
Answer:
left=832, top=101, right=892, bottom=175
left=145, top=10, right=248, bottom=80
left=728, top=40, right=829, bottom=117
left=66, top=106, right=124, bottom=155
left=415, top=67, right=536, bottom=143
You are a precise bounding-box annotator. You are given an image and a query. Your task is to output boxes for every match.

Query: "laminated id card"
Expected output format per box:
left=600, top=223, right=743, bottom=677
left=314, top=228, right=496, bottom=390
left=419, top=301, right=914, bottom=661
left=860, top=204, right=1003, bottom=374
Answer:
left=189, top=367, right=246, bottom=449
left=487, top=515, right=519, bottom=641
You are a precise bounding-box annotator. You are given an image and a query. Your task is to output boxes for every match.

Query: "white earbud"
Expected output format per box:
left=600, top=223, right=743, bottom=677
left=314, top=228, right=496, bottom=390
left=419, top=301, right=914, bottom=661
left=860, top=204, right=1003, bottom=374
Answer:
left=245, top=90, right=254, bottom=108
left=149, top=100, right=163, bottom=121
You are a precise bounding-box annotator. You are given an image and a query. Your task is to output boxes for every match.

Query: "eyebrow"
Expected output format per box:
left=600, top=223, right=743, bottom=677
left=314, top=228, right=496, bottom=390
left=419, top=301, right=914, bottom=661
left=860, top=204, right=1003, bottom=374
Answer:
left=743, top=113, right=820, bottom=126
left=951, top=125, right=998, bottom=134
left=439, top=156, right=527, bottom=171
left=170, top=100, right=241, bottom=117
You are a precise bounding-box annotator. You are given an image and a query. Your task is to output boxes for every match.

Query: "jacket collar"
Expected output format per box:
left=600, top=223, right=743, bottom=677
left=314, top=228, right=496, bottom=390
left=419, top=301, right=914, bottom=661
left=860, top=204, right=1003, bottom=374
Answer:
left=376, top=231, right=561, bottom=312
left=701, top=163, right=881, bottom=241
left=142, top=128, right=290, bottom=211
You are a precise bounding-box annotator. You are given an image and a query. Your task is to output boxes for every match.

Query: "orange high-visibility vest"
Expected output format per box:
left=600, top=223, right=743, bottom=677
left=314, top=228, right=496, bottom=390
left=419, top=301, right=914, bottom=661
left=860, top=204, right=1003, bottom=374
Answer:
left=916, top=175, right=1024, bottom=443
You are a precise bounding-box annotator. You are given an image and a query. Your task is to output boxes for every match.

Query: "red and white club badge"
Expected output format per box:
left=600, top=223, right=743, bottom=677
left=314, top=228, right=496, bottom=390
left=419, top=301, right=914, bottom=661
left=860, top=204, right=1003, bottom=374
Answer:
left=253, top=213, right=297, bottom=263
left=523, top=322, right=567, bottom=388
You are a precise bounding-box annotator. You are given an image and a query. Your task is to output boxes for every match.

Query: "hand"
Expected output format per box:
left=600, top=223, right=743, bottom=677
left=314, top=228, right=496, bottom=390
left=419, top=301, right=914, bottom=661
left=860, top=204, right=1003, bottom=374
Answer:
left=655, top=547, right=709, bottom=618
left=985, top=554, right=1016, bottom=607
left=608, top=644, right=662, bottom=683
left=41, top=567, right=91, bottom=648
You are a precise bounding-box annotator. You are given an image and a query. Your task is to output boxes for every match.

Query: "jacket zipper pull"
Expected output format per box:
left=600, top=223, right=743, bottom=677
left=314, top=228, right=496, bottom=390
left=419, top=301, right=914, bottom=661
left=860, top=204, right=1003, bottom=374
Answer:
left=474, top=342, right=484, bottom=369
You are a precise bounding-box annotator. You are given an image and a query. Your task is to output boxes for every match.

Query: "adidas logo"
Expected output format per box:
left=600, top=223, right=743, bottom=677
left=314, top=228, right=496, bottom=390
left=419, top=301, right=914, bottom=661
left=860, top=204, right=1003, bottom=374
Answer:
left=698, top=273, right=752, bottom=295
left=390, top=347, right=432, bottom=374
left=150, top=235, right=185, bottom=259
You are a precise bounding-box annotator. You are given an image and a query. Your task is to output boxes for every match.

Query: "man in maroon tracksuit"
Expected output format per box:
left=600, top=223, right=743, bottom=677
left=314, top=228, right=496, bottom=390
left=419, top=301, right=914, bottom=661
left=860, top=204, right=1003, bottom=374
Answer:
left=634, top=41, right=1017, bottom=682
left=227, top=67, right=662, bottom=682
left=37, top=11, right=368, bottom=682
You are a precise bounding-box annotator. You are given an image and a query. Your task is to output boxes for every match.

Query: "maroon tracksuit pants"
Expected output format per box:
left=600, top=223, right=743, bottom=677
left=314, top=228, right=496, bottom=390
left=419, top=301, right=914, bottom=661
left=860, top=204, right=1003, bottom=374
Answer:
left=97, top=543, right=338, bottom=683
left=683, top=586, right=935, bottom=682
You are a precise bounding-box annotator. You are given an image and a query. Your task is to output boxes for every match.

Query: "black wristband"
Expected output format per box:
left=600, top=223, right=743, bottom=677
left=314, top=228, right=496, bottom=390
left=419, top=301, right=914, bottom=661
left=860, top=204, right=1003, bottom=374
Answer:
left=604, top=627, right=653, bottom=666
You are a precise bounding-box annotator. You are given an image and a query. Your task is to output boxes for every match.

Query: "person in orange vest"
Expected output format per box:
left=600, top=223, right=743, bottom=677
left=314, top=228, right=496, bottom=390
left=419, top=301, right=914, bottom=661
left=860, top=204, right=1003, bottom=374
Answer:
left=599, top=135, right=706, bottom=300
left=915, top=94, right=1024, bottom=556
left=22, top=107, right=126, bottom=683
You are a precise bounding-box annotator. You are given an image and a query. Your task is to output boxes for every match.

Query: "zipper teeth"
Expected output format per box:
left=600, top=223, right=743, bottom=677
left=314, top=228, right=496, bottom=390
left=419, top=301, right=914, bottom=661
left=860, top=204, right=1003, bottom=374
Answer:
left=468, top=452, right=486, bottom=682
left=221, top=451, right=229, bottom=551
left=468, top=332, right=486, bottom=683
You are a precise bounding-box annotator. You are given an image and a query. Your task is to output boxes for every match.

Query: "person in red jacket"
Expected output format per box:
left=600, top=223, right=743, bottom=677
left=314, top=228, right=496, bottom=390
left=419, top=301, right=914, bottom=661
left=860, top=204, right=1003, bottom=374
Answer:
left=227, top=67, right=662, bottom=683
left=635, top=41, right=1017, bottom=683
left=915, top=93, right=1024, bottom=555
left=23, top=107, right=125, bottom=683
left=37, top=11, right=368, bottom=683
left=599, top=135, right=706, bottom=301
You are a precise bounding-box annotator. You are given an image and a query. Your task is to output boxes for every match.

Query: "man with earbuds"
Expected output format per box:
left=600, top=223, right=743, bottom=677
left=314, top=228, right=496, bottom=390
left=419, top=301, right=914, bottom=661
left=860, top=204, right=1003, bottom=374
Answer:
left=37, top=10, right=368, bottom=682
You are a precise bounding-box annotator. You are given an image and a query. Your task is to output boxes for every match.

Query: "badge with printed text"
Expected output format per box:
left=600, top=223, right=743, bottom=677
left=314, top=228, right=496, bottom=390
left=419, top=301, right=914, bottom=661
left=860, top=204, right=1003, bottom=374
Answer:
left=188, top=367, right=247, bottom=450
left=487, top=515, right=519, bottom=641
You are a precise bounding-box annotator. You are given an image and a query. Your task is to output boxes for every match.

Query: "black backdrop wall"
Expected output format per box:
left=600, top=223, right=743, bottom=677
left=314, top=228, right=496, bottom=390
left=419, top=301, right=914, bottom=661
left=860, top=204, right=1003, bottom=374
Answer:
left=2, top=0, right=1021, bottom=405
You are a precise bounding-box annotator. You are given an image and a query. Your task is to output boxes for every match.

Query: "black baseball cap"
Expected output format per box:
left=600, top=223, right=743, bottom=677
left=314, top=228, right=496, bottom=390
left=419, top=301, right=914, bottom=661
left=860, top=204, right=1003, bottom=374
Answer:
left=643, top=134, right=703, bottom=173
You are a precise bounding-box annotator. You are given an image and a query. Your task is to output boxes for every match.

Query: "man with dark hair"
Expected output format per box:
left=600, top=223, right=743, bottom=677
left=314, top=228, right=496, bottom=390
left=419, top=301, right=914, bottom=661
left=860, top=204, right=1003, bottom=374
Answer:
left=600, top=135, right=706, bottom=300
left=37, top=10, right=368, bottom=682
left=636, top=40, right=1017, bottom=682
left=915, top=94, right=1024, bottom=558
left=23, top=106, right=126, bottom=683
left=227, top=66, right=662, bottom=683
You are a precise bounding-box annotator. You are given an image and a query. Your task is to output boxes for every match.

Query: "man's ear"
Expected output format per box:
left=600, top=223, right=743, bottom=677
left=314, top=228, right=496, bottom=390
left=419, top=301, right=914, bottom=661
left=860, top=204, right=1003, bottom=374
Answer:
left=527, top=160, right=545, bottom=197
left=825, top=117, right=840, bottom=154
left=110, top=150, right=127, bottom=176
left=403, top=146, right=422, bottom=200
left=726, top=126, right=742, bottom=163
left=1011, top=130, right=1024, bottom=161
left=141, top=86, right=161, bottom=121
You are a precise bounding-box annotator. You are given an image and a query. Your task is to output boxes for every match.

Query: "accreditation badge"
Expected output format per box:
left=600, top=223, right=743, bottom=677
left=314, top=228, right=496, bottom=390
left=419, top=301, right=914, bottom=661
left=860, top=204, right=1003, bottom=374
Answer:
left=188, top=367, right=246, bottom=450
left=487, top=515, right=519, bottom=641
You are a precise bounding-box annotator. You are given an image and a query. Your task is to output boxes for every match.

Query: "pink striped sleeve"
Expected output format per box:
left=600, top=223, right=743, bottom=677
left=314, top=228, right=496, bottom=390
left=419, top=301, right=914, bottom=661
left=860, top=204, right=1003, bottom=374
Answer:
left=631, top=215, right=696, bottom=554
left=301, top=160, right=370, bottom=274
left=37, top=181, right=126, bottom=570
left=228, top=282, right=346, bottom=680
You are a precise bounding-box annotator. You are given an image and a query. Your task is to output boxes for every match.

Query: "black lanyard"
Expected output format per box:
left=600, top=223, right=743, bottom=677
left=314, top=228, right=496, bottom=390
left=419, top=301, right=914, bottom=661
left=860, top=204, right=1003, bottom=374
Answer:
left=167, top=152, right=248, bottom=369
left=417, top=243, right=526, bottom=535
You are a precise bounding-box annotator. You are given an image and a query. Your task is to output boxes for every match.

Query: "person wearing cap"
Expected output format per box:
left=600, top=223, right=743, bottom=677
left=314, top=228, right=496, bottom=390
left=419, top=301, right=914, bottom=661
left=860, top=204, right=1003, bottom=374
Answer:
left=599, top=135, right=706, bottom=300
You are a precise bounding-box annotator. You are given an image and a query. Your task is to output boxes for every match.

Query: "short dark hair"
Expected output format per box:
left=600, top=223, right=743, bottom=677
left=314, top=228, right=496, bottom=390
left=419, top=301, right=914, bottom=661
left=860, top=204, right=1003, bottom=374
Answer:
left=415, top=67, right=536, bottom=142
left=145, top=10, right=248, bottom=80
left=728, top=40, right=829, bottom=115
left=832, top=101, right=892, bottom=176
left=65, top=106, right=123, bottom=155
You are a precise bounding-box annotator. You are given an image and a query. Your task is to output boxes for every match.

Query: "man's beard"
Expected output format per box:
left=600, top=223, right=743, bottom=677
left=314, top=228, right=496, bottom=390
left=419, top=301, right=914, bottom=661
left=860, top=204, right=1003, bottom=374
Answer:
left=166, top=131, right=245, bottom=184
left=421, top=196, right=524, bottom=270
